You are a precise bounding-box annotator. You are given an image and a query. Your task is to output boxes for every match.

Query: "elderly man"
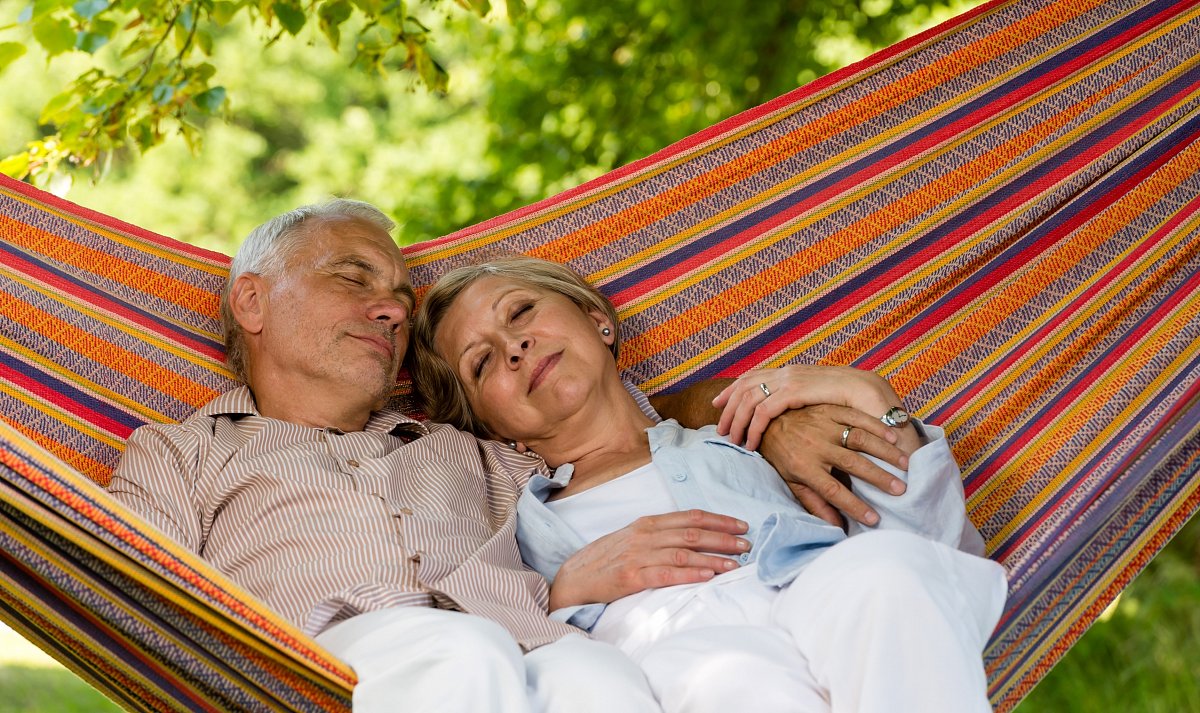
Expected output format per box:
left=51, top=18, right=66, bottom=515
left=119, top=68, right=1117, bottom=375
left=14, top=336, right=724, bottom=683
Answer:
left=107, top=199, right=909, bottom=712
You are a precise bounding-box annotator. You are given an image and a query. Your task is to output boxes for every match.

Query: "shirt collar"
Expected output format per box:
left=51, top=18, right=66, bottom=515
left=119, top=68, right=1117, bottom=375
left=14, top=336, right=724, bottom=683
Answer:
left=199, top=385, right=429, bottom=439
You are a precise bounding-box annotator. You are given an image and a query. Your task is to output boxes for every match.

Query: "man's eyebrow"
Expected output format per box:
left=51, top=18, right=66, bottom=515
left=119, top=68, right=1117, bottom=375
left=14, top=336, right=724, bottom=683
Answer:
left=329, top=256, right=376, bottom=272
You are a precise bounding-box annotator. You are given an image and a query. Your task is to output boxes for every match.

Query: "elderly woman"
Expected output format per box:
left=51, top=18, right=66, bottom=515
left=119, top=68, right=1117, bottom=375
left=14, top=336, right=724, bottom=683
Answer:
left=412, top=256, right=1007, bottom=713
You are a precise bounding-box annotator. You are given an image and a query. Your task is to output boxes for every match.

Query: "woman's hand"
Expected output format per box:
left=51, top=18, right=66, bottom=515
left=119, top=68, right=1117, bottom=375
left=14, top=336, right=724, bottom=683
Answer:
left=713, top=365, right=900, bottom=450
left=547, top=510, right=750, bottom=612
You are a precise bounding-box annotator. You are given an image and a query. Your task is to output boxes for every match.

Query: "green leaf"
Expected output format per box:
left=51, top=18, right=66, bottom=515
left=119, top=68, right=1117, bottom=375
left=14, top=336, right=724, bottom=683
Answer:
left=192, top=85, right=226, bottom=114
left=20, top=0, right=69, bottom=25
left=351, top=0, right=383, bottom=15
left=38, top=89, right=78, bottom=124
left=32, top=16, right=76, bottom=56
left=0, top=152, right=31, bottom=180
left=457, top=0, right=489, bottom=16
left=75, top=30, right=110, bottom=53
left=196, top=27, right=213, bottom=55
left=72, top=0, right=108, bottom=20
left=414, top=46, right=448, bottom=93
left=211, top=1, right=240, bottom=25
left=178, top=4, right=195, bottom=31
left=504, top=0, right=525, bottom=19
left=273, top=1, right=306, bottom=34
left=318, top=0, right=352, bottom=49
left=192, top=62, right=217, bottom=82
left=0, top=42, right=27, bottom=73
left=152, top=82, right=174, bottom=105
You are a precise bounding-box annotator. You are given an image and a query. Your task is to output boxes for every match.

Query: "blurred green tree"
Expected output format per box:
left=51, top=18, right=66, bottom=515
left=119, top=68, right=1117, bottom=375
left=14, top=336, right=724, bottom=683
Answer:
left=0, top=0, right=519, bottom=184
left=0, top=0, right=978, bottom=250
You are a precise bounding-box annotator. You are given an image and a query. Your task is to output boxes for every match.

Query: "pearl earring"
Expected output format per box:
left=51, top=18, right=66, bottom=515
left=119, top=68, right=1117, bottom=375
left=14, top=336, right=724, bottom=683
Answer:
left=601, top=327, right=612, bottom=336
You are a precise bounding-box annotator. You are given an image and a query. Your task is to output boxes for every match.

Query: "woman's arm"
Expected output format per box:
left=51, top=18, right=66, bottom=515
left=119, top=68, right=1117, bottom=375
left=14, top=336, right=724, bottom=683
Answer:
left=547, top=509, right=750, bottom=612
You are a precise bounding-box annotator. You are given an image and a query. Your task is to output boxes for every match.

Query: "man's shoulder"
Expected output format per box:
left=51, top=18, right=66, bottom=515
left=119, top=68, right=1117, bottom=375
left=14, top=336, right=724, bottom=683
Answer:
left=127, top=387, right=253, bottom=443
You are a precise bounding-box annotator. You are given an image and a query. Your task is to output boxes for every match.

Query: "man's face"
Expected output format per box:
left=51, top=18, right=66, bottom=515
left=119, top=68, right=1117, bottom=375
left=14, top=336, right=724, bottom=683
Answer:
left=256, top=216, right=415, bottom=410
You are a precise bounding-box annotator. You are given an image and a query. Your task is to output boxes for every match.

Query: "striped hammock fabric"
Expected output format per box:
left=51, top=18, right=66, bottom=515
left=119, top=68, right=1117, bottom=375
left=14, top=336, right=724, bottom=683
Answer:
left=2, top=0, right=1198, bottom=709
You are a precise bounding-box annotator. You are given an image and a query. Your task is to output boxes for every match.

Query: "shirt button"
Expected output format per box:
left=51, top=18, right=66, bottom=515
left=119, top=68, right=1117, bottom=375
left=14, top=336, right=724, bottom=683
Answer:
left=348, top=459, right=360, bottom=467
left=672, top=472, right=687, bottom=482
left=738, top=553, right=750, bottom=564
left=399, top=507, right=414, bottom=516
left=408, top=552, right=422, bottom=564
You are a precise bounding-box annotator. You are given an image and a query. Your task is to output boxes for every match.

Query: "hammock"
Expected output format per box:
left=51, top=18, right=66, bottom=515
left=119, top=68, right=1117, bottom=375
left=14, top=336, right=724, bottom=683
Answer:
left=1, top=0, right=1197, bottom=709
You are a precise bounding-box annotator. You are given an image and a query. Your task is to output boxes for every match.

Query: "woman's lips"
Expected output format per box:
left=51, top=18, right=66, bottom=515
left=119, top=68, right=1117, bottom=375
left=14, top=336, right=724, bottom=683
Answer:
left=528, top=352, right=562, bottom=393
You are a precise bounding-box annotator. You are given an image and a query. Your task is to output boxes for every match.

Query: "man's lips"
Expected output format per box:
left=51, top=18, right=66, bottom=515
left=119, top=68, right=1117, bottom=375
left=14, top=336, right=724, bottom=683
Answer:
left=528, top=352, right=562, bottom=393
left=355, top=333, right=395, bottom=361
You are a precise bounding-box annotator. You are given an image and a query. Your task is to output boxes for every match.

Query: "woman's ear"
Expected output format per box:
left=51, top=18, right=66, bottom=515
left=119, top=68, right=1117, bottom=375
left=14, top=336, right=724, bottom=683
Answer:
left=229, top=273, right=267, bottom=335
left=587, top=308, right=616, bottom=346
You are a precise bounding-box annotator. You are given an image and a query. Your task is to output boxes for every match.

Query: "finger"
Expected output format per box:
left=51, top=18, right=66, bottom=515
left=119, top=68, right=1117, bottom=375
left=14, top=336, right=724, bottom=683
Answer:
left=837, top=407, right=898, bottom=445
left=712, top=382, right=736, bottom=411
left=790, top=484, right=846, bottom=528
left=831, top=448, right=907, bottom=499
left=777, top=458, right=881, bottom=526
left=725, top=388, right=763, bottom=445
left=653, top=527, right=751, bottom=556
left=715, top=385, right=748, bottom=438
left=641, top=509, right=750, bottom=535
left=742, top=398, right=792, bottom=451
left=844, top=427, right=909, bottom=476
left=637, top=563, right=734, bottom=590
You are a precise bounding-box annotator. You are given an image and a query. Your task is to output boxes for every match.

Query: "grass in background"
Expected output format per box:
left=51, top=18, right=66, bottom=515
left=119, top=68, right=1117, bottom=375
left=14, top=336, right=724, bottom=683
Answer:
left=0, top=626, right=120, bottom=712
left=1016, top=513, right=1200, bottom=712
left=1, top=515, right=1196, bottom=711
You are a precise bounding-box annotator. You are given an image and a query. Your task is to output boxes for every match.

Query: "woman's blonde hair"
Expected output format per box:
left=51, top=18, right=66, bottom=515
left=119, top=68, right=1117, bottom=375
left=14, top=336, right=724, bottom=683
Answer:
left=411, top=255, right=620, bottom=438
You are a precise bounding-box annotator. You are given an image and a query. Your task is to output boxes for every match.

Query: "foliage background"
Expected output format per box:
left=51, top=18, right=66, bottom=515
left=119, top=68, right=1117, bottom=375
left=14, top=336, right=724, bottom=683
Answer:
left=0, top=0, right=1197, bottom=710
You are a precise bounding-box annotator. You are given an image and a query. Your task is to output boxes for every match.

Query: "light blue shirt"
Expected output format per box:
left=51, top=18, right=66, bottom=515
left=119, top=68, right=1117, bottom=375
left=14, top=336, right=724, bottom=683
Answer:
left=517, top=419, right=982, bottom=630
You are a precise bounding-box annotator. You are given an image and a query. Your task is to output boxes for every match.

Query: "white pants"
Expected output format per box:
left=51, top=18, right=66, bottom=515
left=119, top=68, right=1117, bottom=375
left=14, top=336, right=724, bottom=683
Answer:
left=315, top=606, right=658, bottom=712
left=593, top=530, right=1008, bottom=713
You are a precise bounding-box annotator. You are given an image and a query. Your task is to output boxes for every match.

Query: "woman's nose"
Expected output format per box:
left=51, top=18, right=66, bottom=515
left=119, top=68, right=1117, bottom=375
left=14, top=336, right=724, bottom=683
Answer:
left=507, top=338, right=531, bottom=366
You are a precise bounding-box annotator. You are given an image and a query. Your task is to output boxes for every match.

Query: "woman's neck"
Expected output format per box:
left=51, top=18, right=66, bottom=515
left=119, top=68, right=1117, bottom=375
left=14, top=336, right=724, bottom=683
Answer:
left=526, top=381, right=656, bottom=493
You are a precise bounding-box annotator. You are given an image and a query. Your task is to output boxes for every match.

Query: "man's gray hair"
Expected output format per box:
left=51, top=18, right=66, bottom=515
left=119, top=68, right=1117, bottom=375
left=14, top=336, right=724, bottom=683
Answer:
left=220, top=199, right=396, bottom=382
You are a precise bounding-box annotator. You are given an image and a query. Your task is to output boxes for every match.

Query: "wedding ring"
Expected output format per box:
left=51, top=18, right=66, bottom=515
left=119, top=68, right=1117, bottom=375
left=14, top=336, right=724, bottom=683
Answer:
left=759, top=383, right=771, bottom=398
left=840, top=426, right=852, bottom=448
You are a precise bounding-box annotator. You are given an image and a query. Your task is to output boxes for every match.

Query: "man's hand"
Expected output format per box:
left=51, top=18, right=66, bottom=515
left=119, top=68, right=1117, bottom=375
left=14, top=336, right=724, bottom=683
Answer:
left=548, top=510, right=750, bottom=612
left=757, top=404, right=909, bottom=527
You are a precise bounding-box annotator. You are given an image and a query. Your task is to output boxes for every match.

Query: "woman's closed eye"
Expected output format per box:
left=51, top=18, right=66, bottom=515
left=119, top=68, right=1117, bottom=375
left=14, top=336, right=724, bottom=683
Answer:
left=472, top=351, right=492, bottom=379
left=509, top=301, right=533, bottom=322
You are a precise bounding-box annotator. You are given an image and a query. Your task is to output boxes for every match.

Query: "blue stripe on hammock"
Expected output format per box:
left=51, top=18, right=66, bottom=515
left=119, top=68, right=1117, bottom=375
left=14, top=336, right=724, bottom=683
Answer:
left=601, top=0, right=1184, bottom=299
left=0, top=241, right=226, bottom=356
left=652, top=73, right=1200, bottom=386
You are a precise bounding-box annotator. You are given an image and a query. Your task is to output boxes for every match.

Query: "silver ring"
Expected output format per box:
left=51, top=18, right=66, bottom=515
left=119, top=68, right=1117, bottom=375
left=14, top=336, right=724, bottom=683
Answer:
left=840, top=426, right=852, bottom=448
left=759, top=382, right=771, bottom=398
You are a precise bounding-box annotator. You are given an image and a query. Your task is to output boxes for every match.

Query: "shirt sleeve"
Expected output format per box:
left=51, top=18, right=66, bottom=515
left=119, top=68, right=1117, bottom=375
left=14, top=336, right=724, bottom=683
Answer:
left=622, top=377, right=661, bottom=423
left=106, top=422, right=206, bottom=553
left=549, top=602, right=606, bottom=631
left=845, top=419, right=987, bottom=556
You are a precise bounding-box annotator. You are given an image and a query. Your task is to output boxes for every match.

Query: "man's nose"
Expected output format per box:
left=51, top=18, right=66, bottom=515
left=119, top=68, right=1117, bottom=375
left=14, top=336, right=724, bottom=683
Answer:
left=367, top=297, right=410, bottom=330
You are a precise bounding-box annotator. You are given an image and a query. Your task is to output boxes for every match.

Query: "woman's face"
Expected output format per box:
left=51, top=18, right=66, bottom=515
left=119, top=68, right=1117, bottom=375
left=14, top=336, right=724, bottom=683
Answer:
left=433, top=275, right=616, bottom=442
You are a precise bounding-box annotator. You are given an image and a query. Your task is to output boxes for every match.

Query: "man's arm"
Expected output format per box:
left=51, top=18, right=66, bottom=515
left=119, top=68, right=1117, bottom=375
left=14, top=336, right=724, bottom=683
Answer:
left=107, top=424, right=205, bottom=551
left=648, top=368, right=911, bottom=527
